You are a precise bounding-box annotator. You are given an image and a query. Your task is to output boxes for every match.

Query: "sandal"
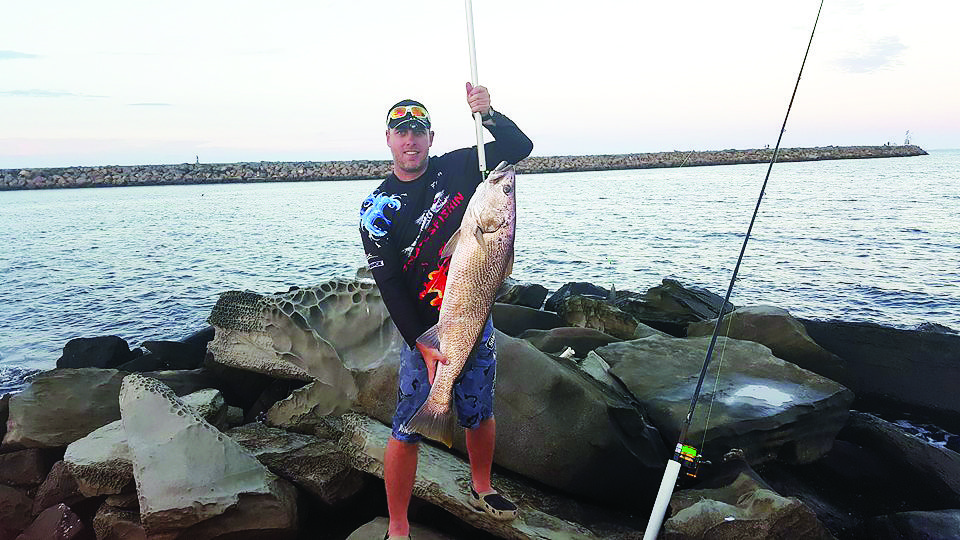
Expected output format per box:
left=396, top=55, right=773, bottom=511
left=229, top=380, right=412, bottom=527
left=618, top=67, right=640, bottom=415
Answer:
left=469, top=487, right=518, bottom=521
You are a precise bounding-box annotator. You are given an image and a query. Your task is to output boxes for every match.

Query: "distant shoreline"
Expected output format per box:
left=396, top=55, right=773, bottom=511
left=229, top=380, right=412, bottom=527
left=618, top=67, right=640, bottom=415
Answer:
left=0, top=144, right=928, bottom=191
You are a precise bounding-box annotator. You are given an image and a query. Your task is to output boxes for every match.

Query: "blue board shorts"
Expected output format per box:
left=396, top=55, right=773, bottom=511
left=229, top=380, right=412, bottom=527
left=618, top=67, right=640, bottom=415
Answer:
left=392, top=317, right=497, bottom=443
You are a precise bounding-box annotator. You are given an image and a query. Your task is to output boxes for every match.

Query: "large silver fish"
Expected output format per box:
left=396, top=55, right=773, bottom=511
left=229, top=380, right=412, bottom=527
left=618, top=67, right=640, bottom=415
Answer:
left=404, top=161, right=517, bottom=446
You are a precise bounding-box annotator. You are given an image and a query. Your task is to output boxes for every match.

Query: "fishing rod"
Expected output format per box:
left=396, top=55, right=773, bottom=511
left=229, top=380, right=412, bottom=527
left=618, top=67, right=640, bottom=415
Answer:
left=464, top=0, right=487, bottom=176
left=642, top=2, right=824, bottom=538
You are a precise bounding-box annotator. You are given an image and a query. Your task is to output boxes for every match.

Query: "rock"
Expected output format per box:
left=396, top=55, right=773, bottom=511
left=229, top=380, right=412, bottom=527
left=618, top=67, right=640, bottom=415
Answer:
left=265, top=379, right=352, bottom=432
left=0, top=484, right=33, bottom=534
left=496, top=279, right=548, bottom=309
left=31, top=461, right=84, bottom=517
left=554, top=295, right=642, bottom=340
left=119, top=374, right=297, bottom=536
left=140, top=340, right=206, bottom=370
left=687, top=305, right=846, bottom=382
left=0, top=448, right=55, bottom=487
left=613, top=278, right=735, bottom=335
left=228, top=422, right=366, bottom=505
left=338, top=413, right=641, bottom=540
left=482, top=331, right=666, bottom=505
left=2, top=369, right=125, bottom=449
left=841, top=411, right=960, bottom=507
left=490, top=303, right=564, bottom=337
left=56, top=336, right=136, bottom=369
left=15, top=503, right=89, bottom=540
left=518, top=326, right=623, bottom=357
left=599, top=335, right=854, bottom=465
left=544, top=281, right=611, bottom=312
left=800, top=319, right=960, bottom=421
left=64, top=387, right=237, bottom=499
left=1, top=393, right=9, bottom=441
left=93, top=502, right=147, bottom=540
left=664, top=460, right=833, bottom=540
left=862, top=509, right=960, bottom=539
left=63, top=420, right=133, bottom=498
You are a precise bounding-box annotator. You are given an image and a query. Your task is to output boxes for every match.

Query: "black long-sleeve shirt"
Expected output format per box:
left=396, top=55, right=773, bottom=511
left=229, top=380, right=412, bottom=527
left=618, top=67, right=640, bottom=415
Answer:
left=359, top=111, right=533, bottom=348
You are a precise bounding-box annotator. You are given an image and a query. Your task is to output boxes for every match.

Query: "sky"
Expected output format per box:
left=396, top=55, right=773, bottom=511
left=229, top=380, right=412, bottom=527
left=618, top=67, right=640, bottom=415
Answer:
left=2, top=0, right=958, bottom=169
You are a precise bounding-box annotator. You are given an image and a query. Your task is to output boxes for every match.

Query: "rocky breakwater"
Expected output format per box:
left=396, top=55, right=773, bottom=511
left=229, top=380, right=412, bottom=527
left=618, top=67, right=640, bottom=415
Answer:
left=1, top=144, right=928, bottom=190
left=1, top=275, right=958, bottom=539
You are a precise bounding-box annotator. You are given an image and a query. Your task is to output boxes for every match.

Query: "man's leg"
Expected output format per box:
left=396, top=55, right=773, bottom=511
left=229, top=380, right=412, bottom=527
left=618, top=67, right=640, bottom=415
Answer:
left=465, top=416, right=496, bottom=494
left=385, top=436, right=418, bottom=537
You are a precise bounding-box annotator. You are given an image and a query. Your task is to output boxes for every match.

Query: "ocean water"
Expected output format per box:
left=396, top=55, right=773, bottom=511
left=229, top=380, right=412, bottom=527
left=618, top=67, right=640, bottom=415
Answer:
left=2, top=150, right=958, bottom=392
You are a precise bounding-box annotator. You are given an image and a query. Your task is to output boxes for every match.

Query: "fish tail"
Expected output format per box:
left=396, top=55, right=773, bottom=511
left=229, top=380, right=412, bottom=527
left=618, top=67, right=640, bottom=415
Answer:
left=416, top=324, right=441, bottom=350
left=404, top=397, right=455, bottom=448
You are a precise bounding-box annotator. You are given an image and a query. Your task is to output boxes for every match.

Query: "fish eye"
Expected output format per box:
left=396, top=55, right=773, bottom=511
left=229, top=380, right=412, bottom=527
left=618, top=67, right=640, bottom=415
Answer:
left=502, top=184, right=511, bottom=194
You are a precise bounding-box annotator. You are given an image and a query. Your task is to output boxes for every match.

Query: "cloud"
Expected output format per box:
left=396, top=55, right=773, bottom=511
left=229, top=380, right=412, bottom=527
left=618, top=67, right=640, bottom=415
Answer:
left=0, top=50, right=38, bottom=60
left=837, top=36, right=907, bottom=73
left=0, top=90, right=106, bottom=98
left=128, top=102, right=173, bottom=107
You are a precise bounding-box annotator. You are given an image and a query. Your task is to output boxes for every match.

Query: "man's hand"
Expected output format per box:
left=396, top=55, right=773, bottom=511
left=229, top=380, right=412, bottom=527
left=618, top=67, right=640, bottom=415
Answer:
left=416, top=342, right=449, bottom=385
left=466, top=82, right=491, bottom=117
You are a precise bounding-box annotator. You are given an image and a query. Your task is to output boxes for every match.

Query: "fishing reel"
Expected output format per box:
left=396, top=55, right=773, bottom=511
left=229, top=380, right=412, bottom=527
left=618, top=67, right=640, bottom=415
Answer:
left=675, top=443, right=704, bottom=479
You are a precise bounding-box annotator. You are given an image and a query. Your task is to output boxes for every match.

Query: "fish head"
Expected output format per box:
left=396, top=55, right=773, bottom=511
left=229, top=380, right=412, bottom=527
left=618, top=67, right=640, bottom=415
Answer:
left=472, top=161, right=516, bottom=233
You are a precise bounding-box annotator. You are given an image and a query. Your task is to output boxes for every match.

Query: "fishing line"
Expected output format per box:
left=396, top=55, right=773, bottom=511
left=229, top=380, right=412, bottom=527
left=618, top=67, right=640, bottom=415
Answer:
left=643, top=2, right=824, bottom=538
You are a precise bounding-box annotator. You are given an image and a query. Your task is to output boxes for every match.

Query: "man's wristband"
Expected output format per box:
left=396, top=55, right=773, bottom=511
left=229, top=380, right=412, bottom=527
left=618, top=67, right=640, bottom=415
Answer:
left=481, top=107, right=496, bottom=122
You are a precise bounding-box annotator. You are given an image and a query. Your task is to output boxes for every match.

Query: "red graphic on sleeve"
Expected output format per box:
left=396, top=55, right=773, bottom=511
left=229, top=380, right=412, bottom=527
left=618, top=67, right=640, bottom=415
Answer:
left=419, top=257, right=451, bottom=307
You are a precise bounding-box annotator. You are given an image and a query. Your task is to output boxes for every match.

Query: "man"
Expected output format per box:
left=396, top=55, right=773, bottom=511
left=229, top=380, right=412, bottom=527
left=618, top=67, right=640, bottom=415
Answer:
left=359, top=84, right=533, bottom=539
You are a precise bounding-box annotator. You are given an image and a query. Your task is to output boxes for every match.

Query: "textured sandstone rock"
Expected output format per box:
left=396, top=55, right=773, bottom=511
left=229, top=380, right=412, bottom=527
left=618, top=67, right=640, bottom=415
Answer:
left=519, top=326, right=623, bottom=357
left=228, top=422, right=365, bottom=505
left=554, top=295, right=641, bottom=340
left=119, top=374, right=297, bottom=536
left=31, top=460, right=84, bottom=516
left=2, top=368, right=125, bottom=449
left=687, top=305, right=846, bottom=382
left=339, top=413, right=631, bottom=540
left=93, top=502, right=147, bottom=540
left=614, top=278, right=735, bottom=334
left=599, top=334, right=854, bottom=465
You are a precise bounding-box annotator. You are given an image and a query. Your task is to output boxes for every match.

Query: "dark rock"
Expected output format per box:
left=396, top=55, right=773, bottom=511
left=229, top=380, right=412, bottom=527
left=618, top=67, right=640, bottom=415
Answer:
left=114, top=353, right=164, bottom=372
left=613, top=278, right=734, bottom=336
left=32, top=461, right=84, bottom=517
left=554, top=295, right=642, bottom=340
left=1, top=393, right=9, bottom=443
left=495, top=279, right=548, bottom=309
left=15, top=503, right=91, bottom=540
left=139, top=340, right=205, bottom=370
left=948, top=435, right=960, bottom=454
left=491, top=303, right=564, bottom=336
left=519, top=326, right=622, bottom=357
left=915, top=321, right=957, bottom=334
left=92, top=502, right=146, bottom=540
left=56, top=336, right=135, bottom=369
left=0, top=448, right=57, bottom=487
left=180, top=325, right=216, bottom=348
left=544, top=281, right=611, bottom=312
left=862, top=509, right=960, bottom=540
left=0, top=483, right=33, bottom=534
left=800, top=319, right=960, bottom=426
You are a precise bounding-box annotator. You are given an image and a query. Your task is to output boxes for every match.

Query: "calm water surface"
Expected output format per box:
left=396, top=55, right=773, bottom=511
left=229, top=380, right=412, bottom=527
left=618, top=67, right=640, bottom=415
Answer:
left=2, top=150, right=958, bottom=391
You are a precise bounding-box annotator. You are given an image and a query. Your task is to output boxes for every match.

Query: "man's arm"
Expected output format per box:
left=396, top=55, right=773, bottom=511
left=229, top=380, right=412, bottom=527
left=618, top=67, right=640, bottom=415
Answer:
left=467, top=83, right=534, bottom=166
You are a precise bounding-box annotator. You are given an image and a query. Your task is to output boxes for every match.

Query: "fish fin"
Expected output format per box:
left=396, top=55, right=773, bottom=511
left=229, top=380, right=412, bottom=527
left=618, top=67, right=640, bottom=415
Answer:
left=440, top=229, right=462, bottom=258
left=474, top=225, right=485, bottom=244
left=405, top=398, right=456, bottom=447
left=416, top=324, right=441, bottom=350
left=504, top=250, right=514, bottom=278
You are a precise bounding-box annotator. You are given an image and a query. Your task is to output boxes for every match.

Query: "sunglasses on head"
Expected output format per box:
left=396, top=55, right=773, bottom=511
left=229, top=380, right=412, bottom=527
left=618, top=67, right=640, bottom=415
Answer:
left=389, top=105, right=429, bottom=120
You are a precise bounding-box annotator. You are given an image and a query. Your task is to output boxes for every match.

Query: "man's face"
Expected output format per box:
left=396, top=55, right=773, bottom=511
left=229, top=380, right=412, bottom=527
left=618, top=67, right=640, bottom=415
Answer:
left=386, top=126, right=434, bottom=181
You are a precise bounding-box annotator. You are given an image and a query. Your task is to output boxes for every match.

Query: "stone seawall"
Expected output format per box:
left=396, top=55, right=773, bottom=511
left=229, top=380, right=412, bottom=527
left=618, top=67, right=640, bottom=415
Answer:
left=1, top=145, right=927, bottom=190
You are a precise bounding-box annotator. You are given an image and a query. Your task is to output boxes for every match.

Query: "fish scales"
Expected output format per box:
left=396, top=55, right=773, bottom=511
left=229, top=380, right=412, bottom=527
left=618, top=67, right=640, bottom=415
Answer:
left=403, top=162, right=517, bottom=446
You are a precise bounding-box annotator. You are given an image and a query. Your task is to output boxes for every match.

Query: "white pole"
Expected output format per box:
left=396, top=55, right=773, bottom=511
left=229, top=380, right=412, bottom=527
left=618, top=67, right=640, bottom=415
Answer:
left=642, top=459, right=682, bottom=540
left=464, top=0, right=487, bottom=175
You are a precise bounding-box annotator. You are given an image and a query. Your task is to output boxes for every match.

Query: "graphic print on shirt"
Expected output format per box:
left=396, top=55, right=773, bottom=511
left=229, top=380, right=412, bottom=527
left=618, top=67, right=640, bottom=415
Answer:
left=359, top=192, right=402, bottom=244
left=402, top=190, right=467, bottom=273
left=402, top=189, right=450, bottom=260
left=419, top=256, right=451, bottom=307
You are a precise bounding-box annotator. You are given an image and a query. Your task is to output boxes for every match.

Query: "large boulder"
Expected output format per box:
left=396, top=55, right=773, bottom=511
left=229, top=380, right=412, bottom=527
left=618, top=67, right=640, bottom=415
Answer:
left=614, top=278, right=735, bottom=336
left=15, top=503, right=89, bottom=540
left=598, top=334, right=854, bottom=465
left=496, top=278, right=548, bottom=309
left=56, top=336, right=136, bottom=369
left=338, top=413, right=644, bottom=540
left=862, top=509, right=960, bottom=539
left=544, top=281, right=611, bottom=312
left=800, top=319, right=960, bottom=420
left=687, top=305, right=846, bottom=382
left=119, top=374, right=297, bottom=537
left=553, top=295, right=642, bottom=340
left=491, top=303, right=564, bottom=337
left=664, top=458, right=833, bottom=539
left=2, top=368, right=126, bottom=449
left=227, top=422, right=366, bottom=506
left=518, top=326, right=623, bottom=357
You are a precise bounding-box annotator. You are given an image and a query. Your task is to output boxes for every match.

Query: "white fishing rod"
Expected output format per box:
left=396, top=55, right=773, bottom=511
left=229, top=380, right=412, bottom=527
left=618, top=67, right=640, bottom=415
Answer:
left=465, top=0, right=487, bottom=176
left=642, top=2, right=824, bottom=539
